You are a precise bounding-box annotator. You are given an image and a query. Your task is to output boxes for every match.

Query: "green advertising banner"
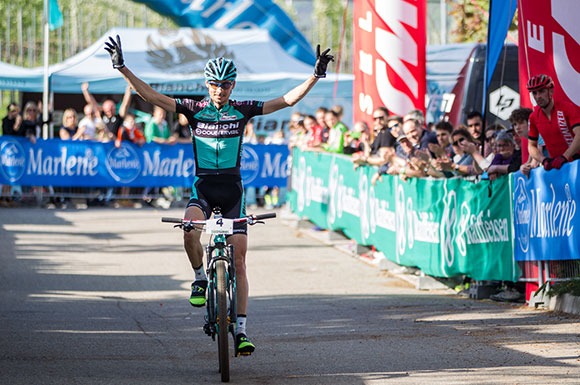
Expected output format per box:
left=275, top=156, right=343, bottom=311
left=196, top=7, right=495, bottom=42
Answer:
left=289, top=149, right=519, bottom=282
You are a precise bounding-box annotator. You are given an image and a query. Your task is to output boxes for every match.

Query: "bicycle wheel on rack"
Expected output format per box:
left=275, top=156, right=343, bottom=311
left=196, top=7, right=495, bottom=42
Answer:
left=217, top=260, right=230, bottom=382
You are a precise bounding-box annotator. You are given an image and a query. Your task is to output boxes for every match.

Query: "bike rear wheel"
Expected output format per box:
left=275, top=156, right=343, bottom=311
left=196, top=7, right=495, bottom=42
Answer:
left=217, top=260, right=230, bottom=382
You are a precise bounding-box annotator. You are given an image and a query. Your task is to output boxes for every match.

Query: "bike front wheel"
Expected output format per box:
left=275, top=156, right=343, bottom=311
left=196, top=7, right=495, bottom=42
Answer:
left=217, top=260, right=230, bottom=382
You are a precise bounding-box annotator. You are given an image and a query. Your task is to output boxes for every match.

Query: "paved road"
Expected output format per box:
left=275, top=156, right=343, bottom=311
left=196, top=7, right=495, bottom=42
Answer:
left=1, top=207, right=579, bottom=384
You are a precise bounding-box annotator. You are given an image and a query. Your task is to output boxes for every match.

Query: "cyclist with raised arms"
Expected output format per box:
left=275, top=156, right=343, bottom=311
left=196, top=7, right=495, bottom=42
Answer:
left=105, top=35, right=333, bottom=354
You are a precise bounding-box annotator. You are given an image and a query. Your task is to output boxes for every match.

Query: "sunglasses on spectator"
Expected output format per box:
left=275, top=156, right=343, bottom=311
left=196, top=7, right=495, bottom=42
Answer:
left=484, top=133, right=496, bottom=142
left=388, top=122, right=400, bottom=129
left=373, top=115, right=387, bottom=121
left=208, top=81, right=234, bottom=90
left=452, top=137, right=465, bottom=146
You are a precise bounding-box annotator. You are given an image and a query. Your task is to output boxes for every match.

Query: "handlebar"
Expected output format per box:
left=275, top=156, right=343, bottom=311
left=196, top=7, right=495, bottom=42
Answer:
left=162, top=213, right=276, bottom=232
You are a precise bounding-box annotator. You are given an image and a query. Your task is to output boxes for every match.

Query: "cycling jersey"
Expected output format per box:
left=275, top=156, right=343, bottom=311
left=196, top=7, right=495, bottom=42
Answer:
left=175, top=98, right=264, bottom=176
left=529, top=98, right=580, bottom=158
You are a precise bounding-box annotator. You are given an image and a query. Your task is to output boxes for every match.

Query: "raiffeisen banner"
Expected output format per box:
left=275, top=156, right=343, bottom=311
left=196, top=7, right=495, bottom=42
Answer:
left=518, top=0, right=580, bottom=109
left=131, top=0, right=316, bottom=66
left=0, top=137, right=288, bottom=188
left=353, top=0, right=426, bottom=126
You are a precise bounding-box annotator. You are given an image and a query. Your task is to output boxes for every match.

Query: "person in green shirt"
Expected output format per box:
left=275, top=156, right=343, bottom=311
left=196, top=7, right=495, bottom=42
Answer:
left=144, top=105, right=175, bottom=144
left=323, top=109, right=348, bottom=153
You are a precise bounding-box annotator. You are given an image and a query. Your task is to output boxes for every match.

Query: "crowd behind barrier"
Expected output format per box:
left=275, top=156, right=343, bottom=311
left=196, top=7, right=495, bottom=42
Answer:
left=288, top=148, right=579, bottom=298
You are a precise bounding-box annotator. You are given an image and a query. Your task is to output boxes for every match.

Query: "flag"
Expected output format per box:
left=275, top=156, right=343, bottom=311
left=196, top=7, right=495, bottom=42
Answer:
left=49, top=0, right=63, bottom=31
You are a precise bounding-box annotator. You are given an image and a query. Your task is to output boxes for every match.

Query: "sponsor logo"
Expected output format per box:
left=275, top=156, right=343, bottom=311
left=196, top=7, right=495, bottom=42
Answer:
left=241, top=146, right=259, bottom=184
left=105, top=144, right=141, bottom=183
left=0, top=139, right=26, bottom=182
left=514, top=176, right=531, bottom=252
left=145, top=29, right=235, bottom=74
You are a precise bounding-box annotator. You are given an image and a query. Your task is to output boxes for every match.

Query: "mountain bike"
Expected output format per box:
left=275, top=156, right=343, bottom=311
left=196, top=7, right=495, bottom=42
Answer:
left=162, top=208, right=276, bottom=382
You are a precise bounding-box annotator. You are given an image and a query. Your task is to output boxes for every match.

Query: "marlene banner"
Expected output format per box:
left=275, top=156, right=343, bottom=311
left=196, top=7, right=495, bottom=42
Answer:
left=512, top=161, right=579, bottom=261
left=353, top=0, right=426, bottom=127
left=518, top=0, right=580, bottom=109
left=290, top=149, right=519, bottom=281
left=0, top=137, right=288, bottom=188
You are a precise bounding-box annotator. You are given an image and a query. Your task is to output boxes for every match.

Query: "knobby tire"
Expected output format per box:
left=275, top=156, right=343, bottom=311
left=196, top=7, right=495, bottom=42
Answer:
left=217, top=260, right=230, bottom=382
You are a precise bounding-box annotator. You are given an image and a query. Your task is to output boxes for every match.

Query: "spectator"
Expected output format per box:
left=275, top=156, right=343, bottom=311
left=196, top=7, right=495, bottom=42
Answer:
left=322, top=110, right=348, bottom=153
left=82, top=82, right=131, bottom=138
left=2, top=103, right=22, bottom=136
left=302, top=115, right=323, bottom=150
left=73, top=104, right=100, bottom=140
left=344, top=121, right=371, bottom=155
left=331, top=104, right=344, bottom=122
left=173, top=113, right=193, bottom=144
left=20, top=101, right=41, bottom=144
left=59, top=108, right=78, bottom=140
left=405, top=109, right=426, bottom=130
left=243, top=119, right=258, bottom=144
left=431, top=120, right=455, bottom=159
left=288, top=119, right=306, bottom=150
left=352, top=113, right=401, bottom=168
left=115, top=113, right=145, bottom=148
left=434, top=127, right=476, bottom=176
left=144, top=106, right=175, bottom=144
left=466, top=110, right=484, bottom=146
left=486, top=130, right=521, bottom=181
left=315, top=107, right=330, bottom=143
left=401, top=116, right=437, bottom=151
left=482, top=123, right=504, bottom=160
left=526, top=74, right=580, bottom=170
left=509, top=107, right=543, bottom=177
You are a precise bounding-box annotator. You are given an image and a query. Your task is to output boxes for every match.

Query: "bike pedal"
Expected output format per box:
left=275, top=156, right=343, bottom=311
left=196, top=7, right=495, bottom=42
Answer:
left=203, top=323, right=212, bottom=336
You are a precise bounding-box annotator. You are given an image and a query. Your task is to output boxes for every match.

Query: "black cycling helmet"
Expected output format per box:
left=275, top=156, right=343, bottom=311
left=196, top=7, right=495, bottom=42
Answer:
left=204, top=57, right=237, bottom=82
left=526, top=74, right=554, bottom=91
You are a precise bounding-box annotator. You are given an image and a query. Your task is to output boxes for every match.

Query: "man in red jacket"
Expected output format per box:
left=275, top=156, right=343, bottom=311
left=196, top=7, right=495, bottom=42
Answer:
left=527, top=74, right=580, bottom=170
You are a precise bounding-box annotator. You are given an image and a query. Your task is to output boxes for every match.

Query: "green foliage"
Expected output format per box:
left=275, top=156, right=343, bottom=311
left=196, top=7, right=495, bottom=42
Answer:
left=447, top=0, right=518, bottom=43
left=0, top=0, right=176, bottom=67
left=536, top=278, right=580, bottom=298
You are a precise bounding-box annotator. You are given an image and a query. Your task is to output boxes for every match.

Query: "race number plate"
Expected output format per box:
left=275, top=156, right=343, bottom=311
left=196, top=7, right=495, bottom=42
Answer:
left=205, top=218, right=234, bottom=235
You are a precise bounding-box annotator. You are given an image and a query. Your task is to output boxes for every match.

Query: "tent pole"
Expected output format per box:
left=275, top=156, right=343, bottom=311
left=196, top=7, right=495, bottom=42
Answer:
left=42, top=0, right=50, bottom=139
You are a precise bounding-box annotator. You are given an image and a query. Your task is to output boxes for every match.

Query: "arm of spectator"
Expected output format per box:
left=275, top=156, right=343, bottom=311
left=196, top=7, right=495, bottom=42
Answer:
left=460, top=141, right=489, bottom=173
left=72, top=124, right=86, bottom=140
left=563, top=125, right=580, bottom=161
left=118, top=85, right=132, bottom=119
left=81, top=82, right=101, bottom=118
left=527, top=138, right=546, bottom=164
left=487, top=164, right=509, bottom=176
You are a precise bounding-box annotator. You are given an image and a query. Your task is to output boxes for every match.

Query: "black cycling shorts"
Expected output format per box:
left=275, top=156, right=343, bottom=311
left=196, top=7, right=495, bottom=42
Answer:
left=187, top=175, right=247, bottom=236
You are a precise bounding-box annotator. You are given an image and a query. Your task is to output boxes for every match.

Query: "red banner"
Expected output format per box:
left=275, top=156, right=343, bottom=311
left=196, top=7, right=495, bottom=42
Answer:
left=518, top=0, right=580, bottom=109
left=353, top=0, right=426, bottom=127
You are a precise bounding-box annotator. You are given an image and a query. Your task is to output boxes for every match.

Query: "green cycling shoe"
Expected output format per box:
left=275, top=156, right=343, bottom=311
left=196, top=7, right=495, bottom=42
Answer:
left=189, top=280, right=208, bottom=307
left=235, top=333, right=255, bottom=355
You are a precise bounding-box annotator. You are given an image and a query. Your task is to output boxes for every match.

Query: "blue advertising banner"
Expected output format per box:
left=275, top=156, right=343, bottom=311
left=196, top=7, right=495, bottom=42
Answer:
left=0, top=137, right=288, bottom=188
left=512, top=161, right=579, bottom=261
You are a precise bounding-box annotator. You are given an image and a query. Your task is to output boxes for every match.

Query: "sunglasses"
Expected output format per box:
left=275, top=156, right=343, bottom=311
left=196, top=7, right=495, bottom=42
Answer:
left=452, top=137, right=465, bottom=146
left=208, top=81, right=234, bottom=90
left=388, top=122, right=400, bottom=129
left=373, top=115, right=387, bottom=121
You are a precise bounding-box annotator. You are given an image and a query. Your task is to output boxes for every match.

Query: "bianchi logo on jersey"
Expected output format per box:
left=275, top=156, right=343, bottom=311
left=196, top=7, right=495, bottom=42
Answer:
left=195, top=121, right=241, bottom=137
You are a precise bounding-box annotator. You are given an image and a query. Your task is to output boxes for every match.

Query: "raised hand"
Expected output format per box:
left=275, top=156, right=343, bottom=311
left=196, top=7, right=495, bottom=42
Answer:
left=314, top=44, right=334, bottom=78
left=104, top=35, right=125, bottom=69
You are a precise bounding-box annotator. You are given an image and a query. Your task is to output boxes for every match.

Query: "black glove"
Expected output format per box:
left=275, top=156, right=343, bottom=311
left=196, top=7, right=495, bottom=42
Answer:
left=104, top=35, right=125, bottom=69
left=314, top=44, right=334, bottom=78
left=542, top=157, right=553, bottom=171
